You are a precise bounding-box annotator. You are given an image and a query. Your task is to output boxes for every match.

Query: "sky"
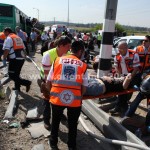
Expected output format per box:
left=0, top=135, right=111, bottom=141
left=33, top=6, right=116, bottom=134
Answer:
left=1, top=0, right=150, bottom=27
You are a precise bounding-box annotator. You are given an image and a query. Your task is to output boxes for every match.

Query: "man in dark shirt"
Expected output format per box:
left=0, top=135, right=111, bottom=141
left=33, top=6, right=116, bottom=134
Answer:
left=84, top=74, right=141, bottom=96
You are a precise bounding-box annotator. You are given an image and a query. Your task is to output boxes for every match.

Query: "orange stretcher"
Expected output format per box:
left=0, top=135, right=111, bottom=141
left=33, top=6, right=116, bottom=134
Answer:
left=83, top=88, right=136, bottom=100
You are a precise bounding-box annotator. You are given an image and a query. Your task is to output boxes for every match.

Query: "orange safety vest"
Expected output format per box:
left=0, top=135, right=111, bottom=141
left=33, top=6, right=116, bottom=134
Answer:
left=0, top=32, right=6, bottom=40
left=8, top=33, right=24, bottom=50
left=136, top=45, right=150, bottom=72
left=50, top=54, right=87, bottom=107
left=115, top=49, right=138, bottom=74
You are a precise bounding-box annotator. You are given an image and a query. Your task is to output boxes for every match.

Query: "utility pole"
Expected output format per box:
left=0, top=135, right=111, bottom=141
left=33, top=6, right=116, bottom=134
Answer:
left=67, top=0, right=69, bottom=27
left=54, top=17, right=55, bottom=24
left=33, top=8, right=39, bottom=21
left=97, top=0, right=118, bottom=78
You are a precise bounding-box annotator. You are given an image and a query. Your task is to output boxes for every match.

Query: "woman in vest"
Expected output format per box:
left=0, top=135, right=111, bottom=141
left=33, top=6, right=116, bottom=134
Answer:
left=46, top=41, right=88, bottom=150
left=40, top=36, right=71, bottom=130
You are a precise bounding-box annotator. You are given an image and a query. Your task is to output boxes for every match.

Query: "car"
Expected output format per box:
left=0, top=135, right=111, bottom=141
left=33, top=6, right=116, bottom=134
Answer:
left=112, top=36, right=145, bottom=56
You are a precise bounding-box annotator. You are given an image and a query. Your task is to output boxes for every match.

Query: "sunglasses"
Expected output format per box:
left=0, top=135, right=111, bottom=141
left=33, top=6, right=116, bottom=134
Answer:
left=143, top=40, right=149, bottom=42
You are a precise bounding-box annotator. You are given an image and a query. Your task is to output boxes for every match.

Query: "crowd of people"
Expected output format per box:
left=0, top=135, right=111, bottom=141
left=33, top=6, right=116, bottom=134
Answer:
left=0, top=25, right=150, bottom=149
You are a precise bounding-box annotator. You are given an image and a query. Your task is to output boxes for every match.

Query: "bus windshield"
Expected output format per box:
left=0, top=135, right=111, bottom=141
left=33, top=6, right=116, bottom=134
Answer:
left=0, top=5, right=13, bottom=17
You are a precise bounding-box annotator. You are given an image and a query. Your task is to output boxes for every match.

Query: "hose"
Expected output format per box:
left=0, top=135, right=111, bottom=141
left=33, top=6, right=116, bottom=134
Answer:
left=26, top=55, right=40, bottom=71
left=79, top=116, right=150, bottom=150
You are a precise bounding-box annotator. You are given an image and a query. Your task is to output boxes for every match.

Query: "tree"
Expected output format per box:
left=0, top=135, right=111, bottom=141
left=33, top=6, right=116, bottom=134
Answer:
left=93, top=24, right=103, bottom=32
left=115, top=22, right=126, bottom=36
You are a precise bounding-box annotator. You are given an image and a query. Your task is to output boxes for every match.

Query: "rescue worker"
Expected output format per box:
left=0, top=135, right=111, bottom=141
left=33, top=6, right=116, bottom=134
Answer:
left=97, top=33, right=102, bottom=49
left=121, top=75, right=150, bottom=137
left=124, top=35, right=150, bottom=117
left=0, top=32, right=6, bottom=65
left=109, top=41, right=141, bottom=114
left=140, top=75, right=150, bottom=133
left=136, top=35, right=150, bottom=72
left=46, top=41, right=88, bottom=150
left=2, top=27, right=31, bottom=91
left=40, top=36, right=71, bottom=130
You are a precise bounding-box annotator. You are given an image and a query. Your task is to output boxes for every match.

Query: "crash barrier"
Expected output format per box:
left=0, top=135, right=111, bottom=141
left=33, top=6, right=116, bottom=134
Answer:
left=79, top=116, right=150, bottom=150
left=82, top=100, right=149, bottom=150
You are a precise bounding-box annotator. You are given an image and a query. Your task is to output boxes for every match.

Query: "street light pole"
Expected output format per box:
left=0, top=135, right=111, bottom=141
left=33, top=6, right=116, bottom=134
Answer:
left=67, top=0, right=69, bottom=27
left=33, top=8, right=39, bottom=21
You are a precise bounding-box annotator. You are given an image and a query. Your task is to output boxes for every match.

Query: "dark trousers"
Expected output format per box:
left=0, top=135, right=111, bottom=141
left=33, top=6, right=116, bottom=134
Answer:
left=50, top=104, right=81, bottom=148
left=8, top=59, right=31, bottom=90
left=115, top=93, right=133, bottom=111
left=146, top=110, right=150, bottom=126
left=31, top=41, right=35, bottom=52
left=23, top=41, right=29, bottom=55
left=125, top=92, right=145, bottom=117
left=97, top=40, right=101, bottom=48
left=43, top=100, right=51, bottom=124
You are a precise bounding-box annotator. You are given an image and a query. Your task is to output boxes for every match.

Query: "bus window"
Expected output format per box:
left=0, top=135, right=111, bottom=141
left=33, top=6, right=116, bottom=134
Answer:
left=0, top=6, right=13, bottom=17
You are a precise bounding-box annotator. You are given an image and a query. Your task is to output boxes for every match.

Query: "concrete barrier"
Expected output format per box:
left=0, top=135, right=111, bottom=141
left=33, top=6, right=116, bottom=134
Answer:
left=4, top=90, right=18, bottom=119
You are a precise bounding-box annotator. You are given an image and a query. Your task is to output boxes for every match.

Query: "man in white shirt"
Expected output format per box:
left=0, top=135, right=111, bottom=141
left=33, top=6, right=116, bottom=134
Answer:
left=41, top=30, right=49, bottom=46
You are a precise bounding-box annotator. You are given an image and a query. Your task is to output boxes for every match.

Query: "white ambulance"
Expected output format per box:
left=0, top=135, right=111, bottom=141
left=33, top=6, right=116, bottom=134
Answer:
left=49, top=24, right=67, bottom=39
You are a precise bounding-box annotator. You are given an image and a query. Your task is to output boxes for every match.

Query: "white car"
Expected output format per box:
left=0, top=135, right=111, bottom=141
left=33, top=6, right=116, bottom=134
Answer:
left=112, top=36, right=145, bottom=56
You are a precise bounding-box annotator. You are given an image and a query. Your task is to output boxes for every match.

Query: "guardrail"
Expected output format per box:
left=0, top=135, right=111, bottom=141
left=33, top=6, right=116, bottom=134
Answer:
left=82, top=100, right=149, bottom=150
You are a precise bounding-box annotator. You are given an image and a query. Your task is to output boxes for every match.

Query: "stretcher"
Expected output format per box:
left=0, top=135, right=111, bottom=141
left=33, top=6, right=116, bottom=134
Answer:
left=83, top=89, right=150, bottom=109
left=83, top=88, right=136, bottom=100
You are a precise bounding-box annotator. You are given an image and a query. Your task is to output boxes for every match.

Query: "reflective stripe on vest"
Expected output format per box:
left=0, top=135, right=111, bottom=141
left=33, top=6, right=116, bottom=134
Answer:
left=50, top=92, right=82, bottom=100
left=52, top=80, right=81, bottom=88
left=40, top=66, right=45, bottom=79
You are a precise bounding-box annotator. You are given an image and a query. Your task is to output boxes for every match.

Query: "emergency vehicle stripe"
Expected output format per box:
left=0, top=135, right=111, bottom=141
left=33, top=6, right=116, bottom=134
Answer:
left=50, top=92, right=82, bottom=100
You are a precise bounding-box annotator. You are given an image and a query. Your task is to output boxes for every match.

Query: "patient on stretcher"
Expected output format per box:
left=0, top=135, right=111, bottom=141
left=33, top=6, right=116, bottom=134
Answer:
left=84, top=74, right=141, bottom=96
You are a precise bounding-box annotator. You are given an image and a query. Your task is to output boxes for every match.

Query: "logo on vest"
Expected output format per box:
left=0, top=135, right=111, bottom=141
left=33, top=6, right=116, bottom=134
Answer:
left=60, top=90, right=74, bottom=104
left=63, top=65, right=76, bottom=81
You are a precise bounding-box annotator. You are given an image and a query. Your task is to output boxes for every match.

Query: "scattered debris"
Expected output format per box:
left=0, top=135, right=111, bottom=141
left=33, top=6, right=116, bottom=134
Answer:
left=9, top=122, right=20, bottom=128
left=0, top=77, right=10, bottom=86
left=31, top=144, right=45, bottom=150
left=27, top=122, right=50, bottom=139
left=26, top=107, right=39, bottom=120
left=2, top=119, right=9, bottom=124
